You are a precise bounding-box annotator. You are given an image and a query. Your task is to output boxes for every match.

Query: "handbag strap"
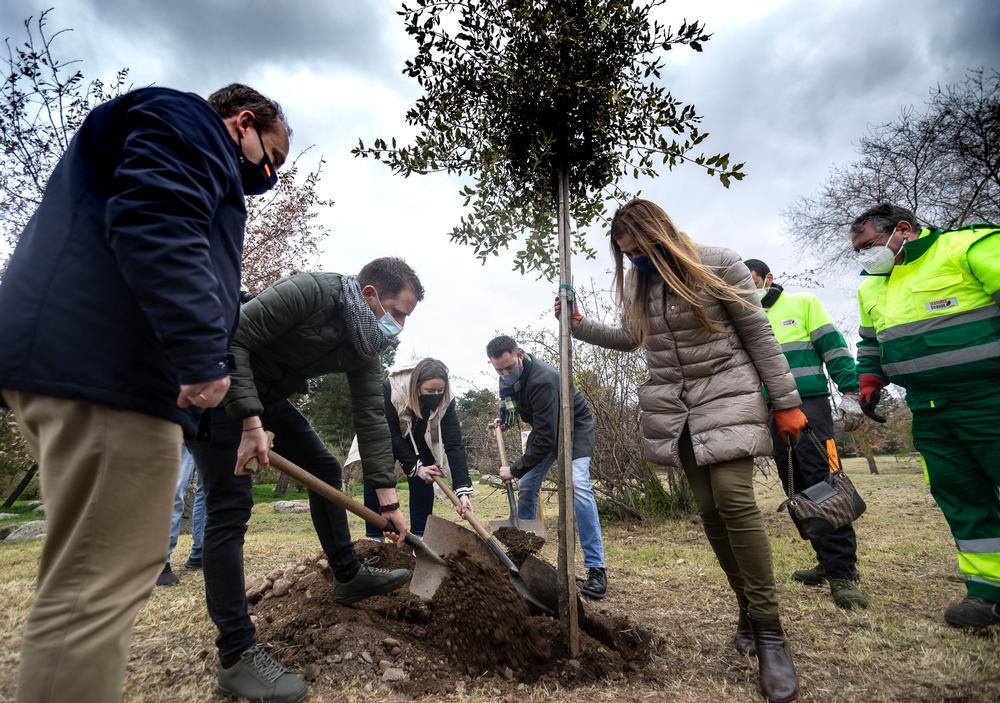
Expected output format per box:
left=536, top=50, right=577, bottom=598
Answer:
left=784, top=426, right=839, bottom=501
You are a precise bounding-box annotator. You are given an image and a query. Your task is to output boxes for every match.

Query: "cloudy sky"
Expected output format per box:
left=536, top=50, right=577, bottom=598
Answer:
left=3, top=0, right=998, bottom=392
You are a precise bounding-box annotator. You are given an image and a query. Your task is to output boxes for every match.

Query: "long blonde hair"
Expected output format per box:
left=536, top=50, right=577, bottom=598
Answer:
left=407, top=357, right=451, bottom=419
left=609, top=199, right=753, bottom=345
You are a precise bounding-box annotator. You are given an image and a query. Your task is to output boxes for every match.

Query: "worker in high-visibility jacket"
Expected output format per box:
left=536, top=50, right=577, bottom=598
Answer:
left=745, top=259, right=869, bottom=610
left=851, top=201, right=1000, bottom=630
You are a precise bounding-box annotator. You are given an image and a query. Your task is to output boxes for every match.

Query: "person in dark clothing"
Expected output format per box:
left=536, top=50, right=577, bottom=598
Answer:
left=745, top=258, right=869, bottom=610
left=486, top=335, right=608, bottom=599
left=355, top=358, right=474, bottom=538
left=0, top=83, right=289, bottom=703
left=186, top=257, right=423, bottom=703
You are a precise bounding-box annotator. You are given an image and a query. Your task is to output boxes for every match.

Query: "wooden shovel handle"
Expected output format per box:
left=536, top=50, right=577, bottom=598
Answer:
left=493, top=425, right=509, bottom=466
left=431, top=475, right=493, bottom=542
left=246, top=432, right=388, bottom=530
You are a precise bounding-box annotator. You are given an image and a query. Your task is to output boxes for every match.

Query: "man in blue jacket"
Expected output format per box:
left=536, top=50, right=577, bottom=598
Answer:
left=0, top=83, right=289, bottom=703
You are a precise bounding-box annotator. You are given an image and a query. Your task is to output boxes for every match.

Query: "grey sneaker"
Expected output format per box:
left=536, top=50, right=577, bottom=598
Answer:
left=791, top=564, right=826, bottom=586
left=217, top=644, right=306, bottom=703
left=944, top=596, right=1000, bottom=629
left=830, top=578, right=869, bottom=609
left=334, top=561, right=411, bottom=605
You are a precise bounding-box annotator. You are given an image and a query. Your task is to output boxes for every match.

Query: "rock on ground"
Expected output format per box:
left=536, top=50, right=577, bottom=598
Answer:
left=5, top=520, right=47, bottom=542
left=273, top=500, right=309, bottom=513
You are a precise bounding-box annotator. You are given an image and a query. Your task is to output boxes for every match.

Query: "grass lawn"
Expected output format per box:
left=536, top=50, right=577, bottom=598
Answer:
left=0, top=456, right=998, bottom=702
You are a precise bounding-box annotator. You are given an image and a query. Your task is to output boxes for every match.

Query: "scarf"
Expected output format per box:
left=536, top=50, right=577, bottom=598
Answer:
left=342, top=275, right=394, bottom=359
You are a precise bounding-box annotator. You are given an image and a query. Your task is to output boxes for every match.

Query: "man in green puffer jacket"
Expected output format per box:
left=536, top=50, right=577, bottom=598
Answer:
left=745, top=259, right=868, bottom=611
left=186, top=257, right=423, bottom=703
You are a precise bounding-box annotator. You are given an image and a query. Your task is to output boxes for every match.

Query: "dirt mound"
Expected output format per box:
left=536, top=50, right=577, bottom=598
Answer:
left=493, top=526, right=545, bottom=566
left=249, top=540, right=656, bottom=698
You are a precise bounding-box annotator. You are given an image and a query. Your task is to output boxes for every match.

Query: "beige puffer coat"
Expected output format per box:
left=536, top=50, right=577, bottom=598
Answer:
left=573, top=246, right=800, bottom=469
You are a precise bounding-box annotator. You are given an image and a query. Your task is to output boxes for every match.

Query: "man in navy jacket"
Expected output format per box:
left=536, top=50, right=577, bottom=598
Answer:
left=0, top=83, right=289, bottom=703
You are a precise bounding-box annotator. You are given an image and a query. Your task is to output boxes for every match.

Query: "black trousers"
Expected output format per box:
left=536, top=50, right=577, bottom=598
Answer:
left=187, top=400, right=360, bottom=661
left=770, top=396, right=859, bottom=581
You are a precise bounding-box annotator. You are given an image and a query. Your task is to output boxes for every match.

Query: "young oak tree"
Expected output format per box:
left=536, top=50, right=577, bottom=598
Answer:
left=355, top=0, right=743, bottom=652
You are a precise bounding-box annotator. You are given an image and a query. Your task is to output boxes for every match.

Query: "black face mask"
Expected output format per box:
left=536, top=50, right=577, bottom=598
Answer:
left=418, top=393, right=444, bottom=417
left=238, top=124, right=278, bottom=196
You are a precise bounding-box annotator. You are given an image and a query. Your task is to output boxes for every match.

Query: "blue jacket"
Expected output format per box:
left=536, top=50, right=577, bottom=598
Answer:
left=0, top=87, right=246, bottom=434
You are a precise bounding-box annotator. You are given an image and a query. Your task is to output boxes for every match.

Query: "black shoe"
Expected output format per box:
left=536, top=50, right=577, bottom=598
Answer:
left=156, top=563, right=179, bottom=587
left=334, top=562, right=411, bottom=606
left=579, top=568, right=607, bottom=599
left=944, top=596, right=1000, bottom=629
left=790, top=564, right=826, bottom=586
left=185, top=557, right=203, bottom=571
left=750, top=615, right=799, bottom=702
left=733, top=604, right=755, bottom=656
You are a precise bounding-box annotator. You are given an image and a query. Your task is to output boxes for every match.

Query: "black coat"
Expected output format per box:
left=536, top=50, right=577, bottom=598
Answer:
left=0, top=87, right=246, bottom=434
left=383, top=381, right=472, bottom=490
left=506, top=355, right=595, bottom=477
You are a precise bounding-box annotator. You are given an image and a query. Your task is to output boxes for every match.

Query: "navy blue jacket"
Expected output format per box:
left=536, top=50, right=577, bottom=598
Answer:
left=0, top=87, right=246, bottom=434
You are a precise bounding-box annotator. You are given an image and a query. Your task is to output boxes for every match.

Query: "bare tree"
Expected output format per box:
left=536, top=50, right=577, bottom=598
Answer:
left=0, top=9, right=128, bottom=266
left=788, top=68, right=1000, bottom=268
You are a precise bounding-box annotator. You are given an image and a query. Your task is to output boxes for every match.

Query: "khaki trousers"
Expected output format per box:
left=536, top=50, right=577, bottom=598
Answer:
left=3, top=391, right=181, bottom=703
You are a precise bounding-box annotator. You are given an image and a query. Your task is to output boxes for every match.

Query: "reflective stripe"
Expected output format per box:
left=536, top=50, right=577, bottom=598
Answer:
left=956, top=537, right=1000, bottom=553
left=965, top=575, right=1000, bottom=588
left=822, top=347, right=851, bottom=362
left=882, top=340, right=1000, bottom=376
left=781, top=342, right=813, bottom=352
left=859, top=325, right=876, bottom=338
left=857, top=347, right=881, bottom=357
left=877, top=304, right=1000, bottom=342
left=790, top=366, right=824, bottom=377
left=810, top=323, right=837, bottom=342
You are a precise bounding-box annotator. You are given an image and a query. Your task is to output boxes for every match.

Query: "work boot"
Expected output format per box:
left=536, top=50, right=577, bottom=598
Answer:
left=750, top=615, right=799, bottom=703
left=943, top=596, right=1000, bottom=629
left=155, top=563, right=179, bottom=587
left=334, top=562, right=411, bottom=605
left=790, top=564, right=826, bottom=586
left=733, top=601, right=755, bottom=656
left=185, top=557, right=203, bottom=571
left=217, top=644, right=306, bottom=703
left=579, top=568, right=608, bottom=599
left=830, top=579, right=869, bottom=610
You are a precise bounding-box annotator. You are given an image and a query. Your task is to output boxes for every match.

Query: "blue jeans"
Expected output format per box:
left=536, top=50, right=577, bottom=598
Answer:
left=166, top=445, right=205, bottom=563
left=516, top=454, right=605, bottom=569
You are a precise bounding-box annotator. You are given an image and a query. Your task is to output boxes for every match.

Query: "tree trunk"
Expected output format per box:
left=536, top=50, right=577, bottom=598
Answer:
left=555, top=168, right=580, bottom=656
left=865, top=453, right=879, bottom=475
left=274, top=473, right=290, bottom=496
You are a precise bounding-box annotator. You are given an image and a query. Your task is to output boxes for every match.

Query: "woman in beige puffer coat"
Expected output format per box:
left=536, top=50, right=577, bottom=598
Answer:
left=559, top=199, right=807, bottom=703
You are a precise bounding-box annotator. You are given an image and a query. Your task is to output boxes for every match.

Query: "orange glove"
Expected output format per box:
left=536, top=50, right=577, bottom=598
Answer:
left=774, top=407, right=808, bottom=443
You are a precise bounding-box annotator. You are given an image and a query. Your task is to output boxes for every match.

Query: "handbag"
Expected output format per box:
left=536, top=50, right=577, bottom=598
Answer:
left=777, top=427, right=866, bottom=541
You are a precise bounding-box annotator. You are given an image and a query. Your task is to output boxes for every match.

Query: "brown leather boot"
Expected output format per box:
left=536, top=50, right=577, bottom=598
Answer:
left=750, top=615, right=799, bottom=702
left=733, top=599, right=755, bottom=656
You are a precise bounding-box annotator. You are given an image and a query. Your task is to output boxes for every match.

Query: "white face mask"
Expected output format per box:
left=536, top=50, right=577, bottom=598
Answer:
left=857, top=230, right=900, bottom=274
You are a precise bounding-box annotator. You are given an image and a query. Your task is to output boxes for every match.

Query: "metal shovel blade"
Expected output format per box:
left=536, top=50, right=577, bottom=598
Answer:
left=409, top=514, right=493, bottom=601
left=410, top=515, right=553, bottom=615
left=488, top=483, right=547, bottom=538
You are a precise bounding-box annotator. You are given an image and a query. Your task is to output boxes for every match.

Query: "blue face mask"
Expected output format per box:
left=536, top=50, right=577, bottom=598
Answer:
left=628, top=254, right=656, bottom=273
left=499, top=362, right=523, bottom=386
left=374, top=292, right=403, bottom=338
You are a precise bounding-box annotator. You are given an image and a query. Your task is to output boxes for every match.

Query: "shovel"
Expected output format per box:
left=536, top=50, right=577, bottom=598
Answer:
left=245, top=440, right=445, bottom=569
left=488, top=426, right=547, bottom=538
left=410, top=476, right=553, bottom=614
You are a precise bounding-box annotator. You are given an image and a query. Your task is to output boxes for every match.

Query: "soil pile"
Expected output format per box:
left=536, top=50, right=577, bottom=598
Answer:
left=249, top=540, right=656, bottom=699
left=492, top=526, right=545, bottom=566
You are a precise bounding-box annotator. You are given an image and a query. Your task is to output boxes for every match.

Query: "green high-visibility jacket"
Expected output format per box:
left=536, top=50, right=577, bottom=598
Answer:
left=856, top=225, right=1000, bottom=409
left=763, top=288, right=858, bottom=398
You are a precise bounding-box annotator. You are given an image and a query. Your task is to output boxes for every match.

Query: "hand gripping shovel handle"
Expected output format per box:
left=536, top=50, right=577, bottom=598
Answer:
left=430, top=475, right=519, bottom=573
left=246, top=432, right=444, bottom=565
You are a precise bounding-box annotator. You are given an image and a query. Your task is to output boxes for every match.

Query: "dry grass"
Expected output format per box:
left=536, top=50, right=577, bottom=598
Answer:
left=1, top=456, right=998, bottom=702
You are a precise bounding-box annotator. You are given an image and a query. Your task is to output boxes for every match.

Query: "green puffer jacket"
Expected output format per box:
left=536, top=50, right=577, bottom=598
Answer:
left=224, top=272, right=396, bottom=488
